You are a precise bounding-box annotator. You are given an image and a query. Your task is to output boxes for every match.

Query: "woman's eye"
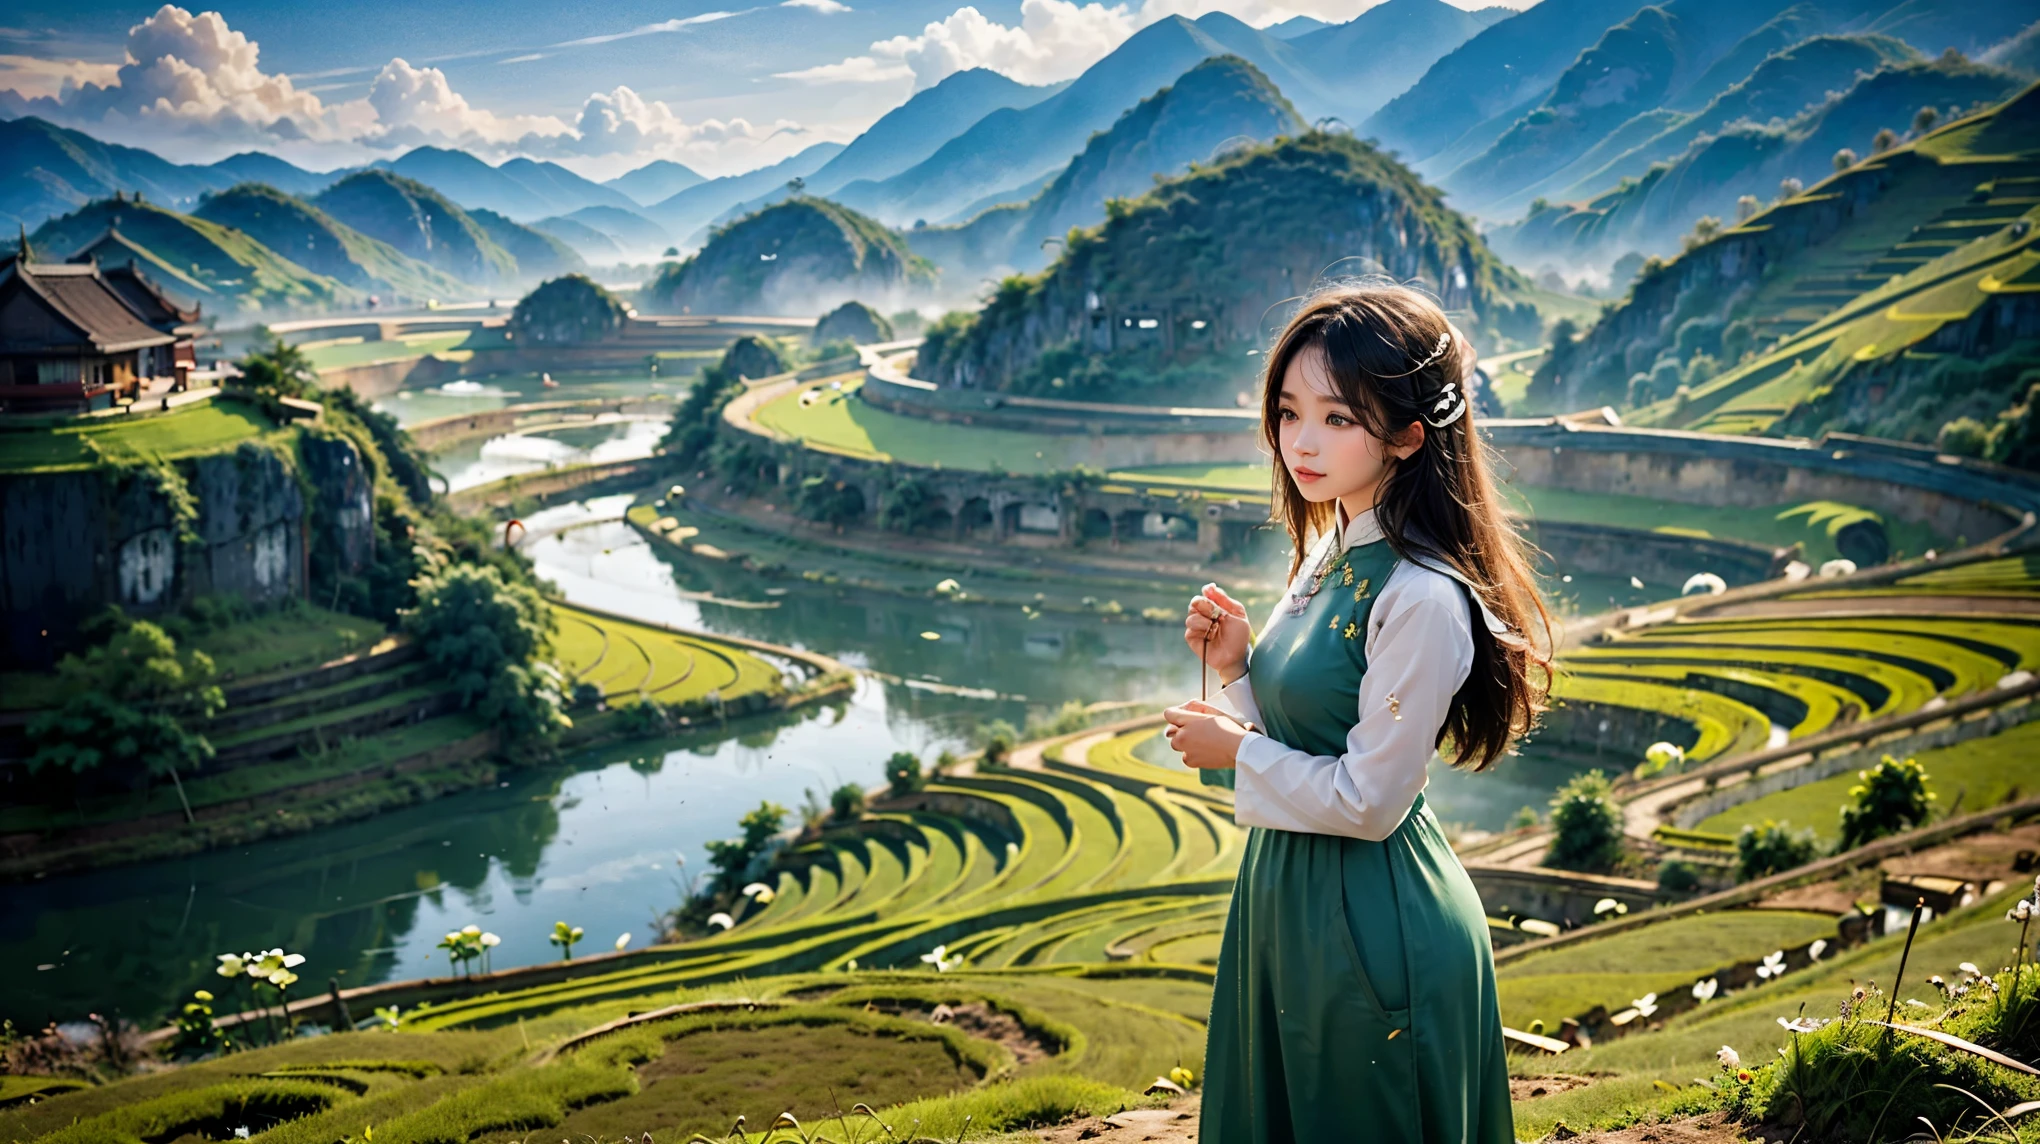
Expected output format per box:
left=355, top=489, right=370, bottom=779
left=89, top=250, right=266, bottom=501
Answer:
left=1278, top=408, right=1297, bottom=422
left=1326, top=413, right=1351, bottom=427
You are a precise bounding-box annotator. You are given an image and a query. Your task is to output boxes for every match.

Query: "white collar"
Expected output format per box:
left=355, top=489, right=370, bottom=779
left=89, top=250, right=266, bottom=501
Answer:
left=1334, top=500, right=1383, bottom=552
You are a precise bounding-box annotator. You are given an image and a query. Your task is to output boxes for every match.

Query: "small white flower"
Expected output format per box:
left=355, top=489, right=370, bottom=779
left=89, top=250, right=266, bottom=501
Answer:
left=614, top=932, right=632, bottom=951
left=919, top=944, right=963, bottom=971
left=281, top=953, right=305, bottom=968
left=741, top=882, right=773, bottom=899
left=707, top=912, right=735, bottom=930
left=1757, top=950, right=1787, bottom=980
left=1682, top=573, right=1727, bottom=597
left=216, top=953, right=246, bottom=979
left=1960, top=961, right=1981, bottom=977
left=1778, top=1016, right=1828, bottom=1034
left=1807, top=939, right=1828, bottom=961
left=1632, top=992, right=1659, bottom=1018
left=480, top=932, right=501, bottom=948
left=460, top=925, right=481, bottom=938
left=846, top=958, right=858, bottom=971
left=233, top=1129, right=250, bottom=1139
left=1630, top=576, right=1645, bottom=590
left=1692, top=978, right=1719, bottom=1002
left=1593, top=897, right=1629, bottom=917
left=1717, top=1045, right=1741, bottom=1070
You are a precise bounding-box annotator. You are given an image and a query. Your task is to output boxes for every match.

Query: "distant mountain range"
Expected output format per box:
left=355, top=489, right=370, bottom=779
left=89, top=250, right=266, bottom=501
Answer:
left=603, top=160, right=705, bottom=207
left=907, top=56, right=1305, bottom=280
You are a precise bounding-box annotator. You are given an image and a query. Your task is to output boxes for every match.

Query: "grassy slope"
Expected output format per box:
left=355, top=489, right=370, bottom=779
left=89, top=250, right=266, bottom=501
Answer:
left=0, top=401, right=279, bottom=473
left=1696, top=714, right=2040, bottom=843
left=29, top=198, right=353, bottom=311
left=191, top=184, right=470, bottom=301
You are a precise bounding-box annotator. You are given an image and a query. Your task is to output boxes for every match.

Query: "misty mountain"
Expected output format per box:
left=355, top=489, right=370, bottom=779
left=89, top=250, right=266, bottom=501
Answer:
left=531, top=215, right=626, bottom=262
left=908, top=56, right=1305, bottom=279
left=29, top=195, right=352, bottom=311
left=470, top=206, right=585, bottom=279
left=314, top=169, right=520, bottom=283
left=1286, top=0, right=1499, bottom=121
left=832, top=12, right=1344, bottom=228
left=707, top=69, right=1064, bottom=230
left=206, top=152, right=336, bottom=198
left=1265, top=15, right=1328, bottom=39
left=605, top=160, right=705, bottom=206
left=0, top=116, right=245, bottom=232
left=376, top=147, right=639, bottom=220
left=641, top=141, right=846, bottom=244
left=563, top=205, right=673, bottom=255
left=191, top=182, right=468, bottom=300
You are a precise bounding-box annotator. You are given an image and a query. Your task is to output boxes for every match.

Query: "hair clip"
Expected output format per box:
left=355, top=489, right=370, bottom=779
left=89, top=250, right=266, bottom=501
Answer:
left=1425, top=382, right=1467, bottom=429
left=1375, top=329, right=1453, bottom=379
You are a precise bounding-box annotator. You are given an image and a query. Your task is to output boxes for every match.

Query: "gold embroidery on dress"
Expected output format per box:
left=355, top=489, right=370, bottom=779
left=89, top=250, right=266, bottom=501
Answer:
left=1354, top=578, right=1371, bottom=600
left=1340, top=564, right=1355, bottom=587
left=1386, top=693, right=1402, bottom=721
left=1342, top=621, right=1357, bottom=639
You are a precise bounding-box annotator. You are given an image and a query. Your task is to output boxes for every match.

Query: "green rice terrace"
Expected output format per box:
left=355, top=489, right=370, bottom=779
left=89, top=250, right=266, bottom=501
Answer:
left=11, top=545, right=2040, bottom=1140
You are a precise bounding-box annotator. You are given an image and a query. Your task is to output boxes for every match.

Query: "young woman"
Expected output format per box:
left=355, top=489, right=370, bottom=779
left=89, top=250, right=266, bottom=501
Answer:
left=1164, top=282, right=1551, bottom=1142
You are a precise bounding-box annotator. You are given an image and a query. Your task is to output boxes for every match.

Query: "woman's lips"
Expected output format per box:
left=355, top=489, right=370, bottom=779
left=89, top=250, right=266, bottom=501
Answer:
left=1292, top=466, right=1324, bottom=483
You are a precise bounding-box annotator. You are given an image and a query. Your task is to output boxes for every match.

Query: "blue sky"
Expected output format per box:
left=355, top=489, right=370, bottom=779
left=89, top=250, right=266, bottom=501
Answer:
left=0, top=0, right=1532, bottom=178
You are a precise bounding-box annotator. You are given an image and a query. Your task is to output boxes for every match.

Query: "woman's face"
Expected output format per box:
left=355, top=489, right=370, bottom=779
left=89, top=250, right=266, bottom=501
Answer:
left=1276, top=347, right=1419, bottom=509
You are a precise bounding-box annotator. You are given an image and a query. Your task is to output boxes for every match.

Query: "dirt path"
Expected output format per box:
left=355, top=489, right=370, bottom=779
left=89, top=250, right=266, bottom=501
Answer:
left=1017, top=1096, right=1200, bottom=1143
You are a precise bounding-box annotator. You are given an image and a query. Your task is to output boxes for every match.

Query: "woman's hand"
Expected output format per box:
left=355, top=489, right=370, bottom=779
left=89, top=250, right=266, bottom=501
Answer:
left=1163, top=700, right=1251, bottom=769
left=1183, top=583, right=1250, bottom=684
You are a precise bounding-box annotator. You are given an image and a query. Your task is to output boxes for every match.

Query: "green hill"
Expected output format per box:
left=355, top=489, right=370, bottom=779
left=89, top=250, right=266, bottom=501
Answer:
left=469, top=206, right=586, bottom=279
left=0, top=116, right=239, bottom=233
left=916, top=130, right=1538, bottom=404
left=312, top=170, right=518, bottom=284
left=28, top=197, right=353, bottom=311
left=1496, top=56, right=2028, bottom=267
left=191, top=183, right=469, bottom=302
left=641, top=196, right=935, bottom=316
left=1525, top=79, right=2040, bottom=445
left=908, top=56, right=1304, bottom=280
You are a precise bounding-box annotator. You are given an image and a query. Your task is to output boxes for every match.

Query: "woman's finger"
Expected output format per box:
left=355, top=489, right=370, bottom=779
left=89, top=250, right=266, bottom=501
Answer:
left=1201, top=583, right=1249, bottom=618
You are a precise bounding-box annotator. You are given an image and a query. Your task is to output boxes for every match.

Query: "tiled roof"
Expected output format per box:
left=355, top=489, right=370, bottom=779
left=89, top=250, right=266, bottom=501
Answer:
left=70, top=228, right=204, bottom=332
left=1, top=261, right=175, bottom=354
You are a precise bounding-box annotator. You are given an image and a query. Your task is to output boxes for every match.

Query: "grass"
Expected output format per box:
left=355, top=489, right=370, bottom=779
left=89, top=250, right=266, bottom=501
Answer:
left=1695, top=715, right=2040, bottom=845
left=1495, top=909, right=1838, bottom=1031
left=551, top=605, right=784, bottom=705
left=192, top=606, right=391, bottom=683
left=1507, top=486, right=1949, bottom=565
left=0, top=401, right=280, bottom=473
left=751, top=380, right=1097, bottom=474
left=301, top=332, right=472, bottom=371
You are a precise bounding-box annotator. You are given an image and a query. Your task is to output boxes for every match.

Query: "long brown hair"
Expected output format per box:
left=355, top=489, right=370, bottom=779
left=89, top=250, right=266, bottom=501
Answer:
left=1259, top=281, right=1551, bottom=770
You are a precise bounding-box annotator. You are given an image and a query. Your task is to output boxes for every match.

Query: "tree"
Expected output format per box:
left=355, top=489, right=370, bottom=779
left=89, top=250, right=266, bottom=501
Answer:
left=510, top=275, right=627, bottom=346
left=1913, top=106, right=1940, bottom=135
left=1833, top=148, right=1858, bottom=172
left=1778, top=177, right=1804, bottom=201
left=1871, top=128, right=1898, bottom=154
left=1735, top=194, right=1761, bottom=222
left=706, top=800, right=790, bottom=894
left=978, top=720, right=1018, bottom=768
left=1736, top=821, right=1818, bottom=881
left=829, top=782, right=865, bottom=822
left=28, top=617, right=225, bottom=791
left=1838, top=755, right=1933, bottom=850
left=1681, top=216, right=1723, bottom=251
left=1545, top=770, right=1623, bottom=872
left=884, top=751, right=924, bottom=796
left=1937, top=417, right=1990, bottom=457
left=1988, top=379, right=2040, bottom=468
left=795, top=475, right=865, bottom=529
left=404, top=561, right=568, bottom=742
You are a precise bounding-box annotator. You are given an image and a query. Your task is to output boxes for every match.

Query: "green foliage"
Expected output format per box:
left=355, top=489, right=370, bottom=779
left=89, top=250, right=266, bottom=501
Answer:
left=830, top=782, right=866, bottom=822
left=509, top=275, right=626, bottom=346
left=1657, top=859, right=1702, bottom=892
left=643, top=197, right=934, bottom=314
left=978, top=719, right=1019, bottom=768
left=1936, top=415, right=1991, bottom=457
left=548, top=920, right=585, bottom=962
left=1736, top=820, right=1820, bottom=881
left=1987, top=379, right=2040, bottom=469
left=795, top=474, right=866, bottom=528
left=170, top=990, right=229, bottom=1058
left=877, top=471, right=952, bottom=534
left=1545, top=769, right=1623, bottom=872
left=33, top=1080, right=342, bottom=1144
left=1508, top=804, right=1542, bottom=830
left=884, top=751, right=924, bottom=796
left=27, top=614, right=225, bottom=778
left=232, top=335, right=318, bottom=419
left=402, top=561, right=566, bottom=744
left=706, top=800, right=790, bottom=895
left=1838, top=754, right=1934, bottom=850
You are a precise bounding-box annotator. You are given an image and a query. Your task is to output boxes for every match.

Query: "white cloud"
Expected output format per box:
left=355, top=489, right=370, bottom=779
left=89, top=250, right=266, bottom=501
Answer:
left=0, top=54, right=121, bottom=100
left=551, top=10, right=744, bottom=49
left=775, top=55, right=913, bottom=84
left=873, top=0, right=1138, bottom=89
left=364, top=57, right=571, bottom=147
left=781, top=0, right=852, bottom=11
left=564, top=84, right=789, bottom=155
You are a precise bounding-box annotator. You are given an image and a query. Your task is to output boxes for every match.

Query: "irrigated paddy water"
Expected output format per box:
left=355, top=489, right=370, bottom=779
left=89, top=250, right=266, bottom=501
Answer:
left=2, top=383, right=1678, bottom=1027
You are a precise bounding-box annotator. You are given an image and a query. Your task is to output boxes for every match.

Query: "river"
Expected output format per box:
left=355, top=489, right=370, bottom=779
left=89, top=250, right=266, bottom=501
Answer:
left=0, top=380, right=1648, bottom=1027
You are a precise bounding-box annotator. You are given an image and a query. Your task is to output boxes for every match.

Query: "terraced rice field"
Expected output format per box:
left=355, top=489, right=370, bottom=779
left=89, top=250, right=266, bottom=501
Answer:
left=551, top=605, right=786, bottom=704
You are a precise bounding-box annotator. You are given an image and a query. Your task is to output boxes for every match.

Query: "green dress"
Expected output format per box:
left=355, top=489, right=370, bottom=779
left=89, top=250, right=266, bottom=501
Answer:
left=1199, top=538, right=1514, bottom=1142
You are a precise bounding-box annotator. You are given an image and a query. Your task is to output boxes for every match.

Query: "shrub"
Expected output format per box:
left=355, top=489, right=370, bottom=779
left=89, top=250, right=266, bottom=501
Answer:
left=830, top=782, right=866, bottom=822
left=1545, top=770, right=1623, bottom=872
left=1657, top=859, right=1702, bottom=892
left=1937, top=416, right=1990, bottom=457
left=1833, top=147, right=1857, bottom=171
left=28, top=615, right=225, bottom=781
left=1737, top=820, right=1819, bottom=881
left=795, top=474, right=866, bottom=528
left=510, top=275, right=626, bottom=345
left=705, top=800, right=790, bottom=894
left=978, top=719, right=1019, bottom=768
left=404, top=561, right=567, bottom=743
left=1507, top=805, right=1541, bottom=830
left=1838, top=754, right=1933, bottom=850
left=884, top=751, right=924, bottom=795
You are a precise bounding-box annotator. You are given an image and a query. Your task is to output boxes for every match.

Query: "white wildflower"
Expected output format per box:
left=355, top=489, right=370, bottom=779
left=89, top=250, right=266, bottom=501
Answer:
left=707, top=912, right=735, bottom=930
left=1716, top=1045, right=1741, bottom=1070
left=1757, top=950, right=1787, bottom=981
left=1692, top=978, right=1719, bottom=1002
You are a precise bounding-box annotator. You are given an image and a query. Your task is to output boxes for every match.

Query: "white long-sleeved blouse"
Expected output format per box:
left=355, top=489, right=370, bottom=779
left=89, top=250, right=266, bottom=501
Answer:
left=1216, top=505, right=1513, bottom=842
